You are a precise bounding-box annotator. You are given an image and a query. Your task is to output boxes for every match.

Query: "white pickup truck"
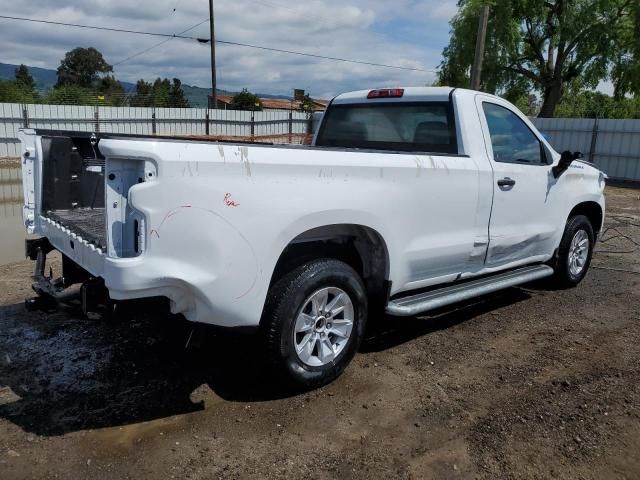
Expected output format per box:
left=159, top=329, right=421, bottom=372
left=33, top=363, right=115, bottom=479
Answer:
left=19, top=87, right=606, bottom=388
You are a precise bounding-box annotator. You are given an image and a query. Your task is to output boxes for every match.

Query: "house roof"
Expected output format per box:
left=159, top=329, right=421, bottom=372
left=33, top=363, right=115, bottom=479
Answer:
left=215, top=95, right=328, bottom=111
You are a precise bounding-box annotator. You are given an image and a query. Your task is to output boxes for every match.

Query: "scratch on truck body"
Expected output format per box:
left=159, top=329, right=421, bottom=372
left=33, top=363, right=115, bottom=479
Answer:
left=239, top=146, right=251, bottom=177
left=414, top=156, right=425, bottom=177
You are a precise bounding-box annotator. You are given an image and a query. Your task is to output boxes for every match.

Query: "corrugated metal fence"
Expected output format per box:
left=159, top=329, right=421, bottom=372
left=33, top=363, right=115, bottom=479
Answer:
left=2, top=104, right=639, bottom=182
left=321, top=113, right=640, bottom=183
left=0, top=103, right=312, bottom=158
left=531, top=118, right=640, bottom=182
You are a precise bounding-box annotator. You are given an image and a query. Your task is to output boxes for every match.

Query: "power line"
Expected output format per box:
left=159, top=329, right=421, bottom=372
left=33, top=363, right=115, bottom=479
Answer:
left=212, top=39, right=435, bottom=72
left=0, top=15, right=202, bottom=40
left=0, top=14, right=435, bottom=73
left=113, top=19, right=209, bottom=66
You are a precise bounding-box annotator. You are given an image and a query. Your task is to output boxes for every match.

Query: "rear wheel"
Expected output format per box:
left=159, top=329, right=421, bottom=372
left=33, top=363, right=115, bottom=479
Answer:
left=551, top=215, right=595, bottom=288
left=261, top=259, right=368, bottom=389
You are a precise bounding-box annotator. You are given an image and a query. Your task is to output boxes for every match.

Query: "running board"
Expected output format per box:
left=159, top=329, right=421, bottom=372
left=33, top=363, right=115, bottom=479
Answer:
left=386, top=265, right=554, bottom=317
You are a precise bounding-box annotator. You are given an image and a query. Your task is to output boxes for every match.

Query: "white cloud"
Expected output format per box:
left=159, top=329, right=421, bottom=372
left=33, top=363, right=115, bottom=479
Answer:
left=0, top=0, right=459, bottom=97
left=413, top=0, right=459, bottom=21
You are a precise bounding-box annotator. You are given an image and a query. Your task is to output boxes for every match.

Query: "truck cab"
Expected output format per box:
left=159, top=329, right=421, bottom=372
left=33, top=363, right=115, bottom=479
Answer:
left=312, top=87, right=605, bottom=289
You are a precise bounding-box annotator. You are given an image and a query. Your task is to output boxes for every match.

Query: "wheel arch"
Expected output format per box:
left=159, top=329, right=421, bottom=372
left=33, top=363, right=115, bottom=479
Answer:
left=568, top=201, right=604, bottom=235
left=269, top=223, right=391, bottom=301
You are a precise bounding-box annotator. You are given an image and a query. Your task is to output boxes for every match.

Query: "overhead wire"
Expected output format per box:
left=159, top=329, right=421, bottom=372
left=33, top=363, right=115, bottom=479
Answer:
left=0, top=14, right=435, bottom=73
left=113, top=18, right=210, bottom=66
left=212, top=38, right=435, bottom=72
left=113, top=1, right=201, bottom=67
left=0, top=15, right=202, bottom=40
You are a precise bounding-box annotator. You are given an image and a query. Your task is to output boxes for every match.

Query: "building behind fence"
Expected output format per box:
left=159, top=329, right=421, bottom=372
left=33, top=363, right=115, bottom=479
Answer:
left=1, top=103, right=639, bottom=182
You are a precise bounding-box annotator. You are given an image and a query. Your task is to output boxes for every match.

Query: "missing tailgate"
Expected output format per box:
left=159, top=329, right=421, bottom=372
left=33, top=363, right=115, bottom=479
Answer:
left=40, top=134, right=107, bottom=251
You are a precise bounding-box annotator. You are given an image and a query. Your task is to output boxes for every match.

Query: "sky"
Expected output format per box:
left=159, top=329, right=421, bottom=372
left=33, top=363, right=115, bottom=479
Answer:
left=0, top=0, right=459, bottom=98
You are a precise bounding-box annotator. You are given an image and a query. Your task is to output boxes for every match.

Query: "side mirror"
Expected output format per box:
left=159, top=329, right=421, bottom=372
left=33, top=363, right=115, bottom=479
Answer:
left=553, top=151, right=581, bottom=178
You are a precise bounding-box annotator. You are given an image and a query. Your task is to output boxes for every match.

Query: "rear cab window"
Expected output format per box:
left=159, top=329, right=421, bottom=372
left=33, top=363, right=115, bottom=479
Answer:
left=316, top=102, right=458, bottom=154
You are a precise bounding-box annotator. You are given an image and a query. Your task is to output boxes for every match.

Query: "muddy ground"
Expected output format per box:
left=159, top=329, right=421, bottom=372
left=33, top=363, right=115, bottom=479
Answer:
left=1, top=186, right=639, bottom=480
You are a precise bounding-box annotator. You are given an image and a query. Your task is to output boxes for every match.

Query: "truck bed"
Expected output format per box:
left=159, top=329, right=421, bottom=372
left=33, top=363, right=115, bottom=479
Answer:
left=45, top=208, right=106, bottom=251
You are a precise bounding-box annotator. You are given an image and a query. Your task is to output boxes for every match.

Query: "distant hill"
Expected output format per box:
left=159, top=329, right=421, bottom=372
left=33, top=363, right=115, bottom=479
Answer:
left=0, top=63, right=60, bottom=90
left=0, top=62, right=291, bottom=107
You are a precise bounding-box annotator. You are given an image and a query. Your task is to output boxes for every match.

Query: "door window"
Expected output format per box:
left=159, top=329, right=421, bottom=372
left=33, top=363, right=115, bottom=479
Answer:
left=482, top=103, right=543, bottom=164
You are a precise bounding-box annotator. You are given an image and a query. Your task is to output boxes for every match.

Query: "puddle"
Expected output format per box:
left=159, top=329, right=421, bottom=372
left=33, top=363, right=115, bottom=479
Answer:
left=0, top=166, right=26, bottom=266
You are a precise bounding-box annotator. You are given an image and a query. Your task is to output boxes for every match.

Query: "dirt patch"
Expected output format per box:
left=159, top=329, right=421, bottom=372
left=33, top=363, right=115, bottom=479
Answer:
left=0, top=186, right=639, bottom=479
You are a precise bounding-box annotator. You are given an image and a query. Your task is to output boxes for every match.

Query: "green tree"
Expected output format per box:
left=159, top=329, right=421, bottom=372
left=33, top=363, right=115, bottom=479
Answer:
left=46, top=84, right=95, bottom=105
left=0, top=79, right=31, bottom=103
left=151, top=78, right=171, bottom=106
left=169, top=78, right=190, bottom=108
left=56, top=47, right=113, bottom=88
left=611, top=1, right=640, bottom=97
left=0, top=64, right=41, bottom=103
left=130, top=79, right=154, bottom=106
left=231, top=89, right=263, bottom=111
left=130, top=78, right=190, bottom=107
left=299, top=94, right=317, bottom=114
left=555, top=90, right=640, bottom=118
left=97, top=75, right=126, bottom=105
left=438, top=0, right=635, bottom=117
left=15, top=64, right=36, bottom=91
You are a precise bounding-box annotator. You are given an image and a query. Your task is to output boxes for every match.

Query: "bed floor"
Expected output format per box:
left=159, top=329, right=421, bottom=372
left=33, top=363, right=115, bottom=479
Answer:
left=45, top=208, right=106, bottom=251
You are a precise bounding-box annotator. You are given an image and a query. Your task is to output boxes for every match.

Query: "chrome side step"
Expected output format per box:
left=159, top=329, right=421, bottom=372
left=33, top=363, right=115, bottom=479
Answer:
left=386, top=265, right=554, bottom=317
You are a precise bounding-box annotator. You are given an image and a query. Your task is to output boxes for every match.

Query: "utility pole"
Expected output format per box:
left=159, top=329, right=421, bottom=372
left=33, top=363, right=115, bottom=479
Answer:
left=209, top=0, right=217, bottom=109
left=470, top=4, right=490, bottom=91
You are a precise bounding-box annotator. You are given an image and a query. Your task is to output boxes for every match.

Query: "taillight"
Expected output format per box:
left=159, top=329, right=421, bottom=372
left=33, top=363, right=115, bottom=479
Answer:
left=367, top=89, right=405, bottom=99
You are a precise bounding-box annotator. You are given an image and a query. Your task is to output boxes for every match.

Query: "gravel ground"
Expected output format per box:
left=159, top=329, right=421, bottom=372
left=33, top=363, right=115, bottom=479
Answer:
left=0, top=185, right=639, bottom=480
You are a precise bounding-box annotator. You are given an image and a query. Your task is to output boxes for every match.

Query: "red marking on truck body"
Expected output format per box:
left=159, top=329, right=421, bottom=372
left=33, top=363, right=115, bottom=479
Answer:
left=224, top=193, right=240, bottom=207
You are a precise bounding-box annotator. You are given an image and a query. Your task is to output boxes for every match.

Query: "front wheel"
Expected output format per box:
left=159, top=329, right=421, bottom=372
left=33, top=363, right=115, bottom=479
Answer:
left=551, top=215, right=595, bottom=288
left=261, top=259, right=368, bottom=389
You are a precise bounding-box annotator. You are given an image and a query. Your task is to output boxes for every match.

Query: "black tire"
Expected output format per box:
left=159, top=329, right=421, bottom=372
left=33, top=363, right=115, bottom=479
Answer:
left=261, top=258, right=368, bottom=389
left=551, top=214, right=595, bottom=288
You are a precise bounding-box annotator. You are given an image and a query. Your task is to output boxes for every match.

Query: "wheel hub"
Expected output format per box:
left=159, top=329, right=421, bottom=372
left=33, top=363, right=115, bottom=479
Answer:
left=568, top=229, right=589, bottom=277
left=293, top=287, right=355, bottom=367
left=315, top=317, right=326, bottom=331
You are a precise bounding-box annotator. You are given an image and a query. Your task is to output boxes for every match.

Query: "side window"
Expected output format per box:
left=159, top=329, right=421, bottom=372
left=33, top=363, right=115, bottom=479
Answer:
left=482, top=102, right=543, bottom=164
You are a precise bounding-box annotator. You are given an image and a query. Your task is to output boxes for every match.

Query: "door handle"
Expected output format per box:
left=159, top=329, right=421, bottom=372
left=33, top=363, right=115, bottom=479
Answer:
left=497, top=177, right=516, bottom=188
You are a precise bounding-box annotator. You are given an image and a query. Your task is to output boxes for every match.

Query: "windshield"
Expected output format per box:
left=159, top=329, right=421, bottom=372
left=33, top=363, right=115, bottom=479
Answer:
left=316, top=102, right=458, bottom=154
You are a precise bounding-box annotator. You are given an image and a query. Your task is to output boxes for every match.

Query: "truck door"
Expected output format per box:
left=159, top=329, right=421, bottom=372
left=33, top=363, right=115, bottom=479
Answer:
left=476, top=96, right=559, bottom=267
